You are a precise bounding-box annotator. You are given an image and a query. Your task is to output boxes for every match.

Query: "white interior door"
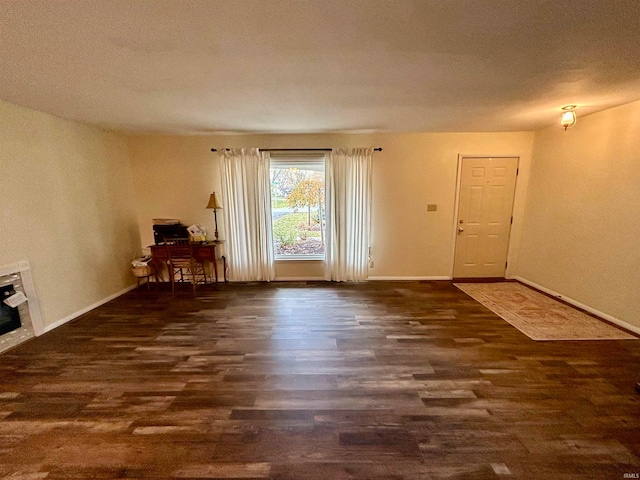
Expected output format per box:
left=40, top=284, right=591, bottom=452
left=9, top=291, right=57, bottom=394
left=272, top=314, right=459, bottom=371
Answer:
left=453, top=157, right=518, bottom=278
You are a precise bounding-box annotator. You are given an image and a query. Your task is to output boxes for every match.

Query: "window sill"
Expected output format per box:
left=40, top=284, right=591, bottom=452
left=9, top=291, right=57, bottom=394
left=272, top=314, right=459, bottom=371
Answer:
left=275, top=256, right=325, bottom=262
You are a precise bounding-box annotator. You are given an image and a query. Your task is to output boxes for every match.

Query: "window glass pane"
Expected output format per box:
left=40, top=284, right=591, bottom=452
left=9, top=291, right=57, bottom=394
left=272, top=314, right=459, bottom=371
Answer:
left=270, top=161, right=325, bottom=258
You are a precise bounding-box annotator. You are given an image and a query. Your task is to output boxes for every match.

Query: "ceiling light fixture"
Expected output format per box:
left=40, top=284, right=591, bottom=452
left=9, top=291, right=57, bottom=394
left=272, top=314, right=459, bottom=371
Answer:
left=560, top=105, right=577, bottom=130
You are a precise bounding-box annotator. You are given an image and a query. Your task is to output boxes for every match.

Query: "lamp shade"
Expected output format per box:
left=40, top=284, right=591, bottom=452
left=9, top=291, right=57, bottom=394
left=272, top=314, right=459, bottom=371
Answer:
left=206, top=192, right=223, bottom=209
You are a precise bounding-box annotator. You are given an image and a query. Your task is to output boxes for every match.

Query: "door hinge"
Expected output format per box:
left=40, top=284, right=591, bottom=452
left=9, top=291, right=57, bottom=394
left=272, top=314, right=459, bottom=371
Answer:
left=516, top=168, right=519, bottom=175
left=510, top=216, right=513, bottom=224
left=505, top=261, right=508, bottom=269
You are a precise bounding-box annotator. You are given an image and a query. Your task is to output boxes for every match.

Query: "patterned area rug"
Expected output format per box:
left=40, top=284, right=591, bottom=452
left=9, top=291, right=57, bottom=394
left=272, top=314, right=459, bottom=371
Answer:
left=454, top=282, right=637, bottom=341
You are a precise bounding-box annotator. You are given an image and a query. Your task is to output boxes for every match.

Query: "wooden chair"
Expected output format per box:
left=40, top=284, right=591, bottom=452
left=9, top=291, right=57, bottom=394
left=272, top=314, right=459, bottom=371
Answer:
left=165, top=238, right=207, bottom=295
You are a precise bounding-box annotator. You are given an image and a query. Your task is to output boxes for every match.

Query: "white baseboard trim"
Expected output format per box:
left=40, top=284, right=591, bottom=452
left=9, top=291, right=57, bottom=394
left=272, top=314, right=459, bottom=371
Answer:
left=368, top=276, right=452, bottom=281
left=42, top=284, right=138, bottom=334
left=512, top=276, right=640, bottom=336
left=274, top=277, right=326, bottom=282
left=273, top=276, right=452, bottom=282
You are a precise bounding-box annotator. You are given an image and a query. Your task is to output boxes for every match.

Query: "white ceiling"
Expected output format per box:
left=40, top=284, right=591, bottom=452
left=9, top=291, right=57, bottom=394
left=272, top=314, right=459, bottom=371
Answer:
left=2, top=0, right=640, bottom=135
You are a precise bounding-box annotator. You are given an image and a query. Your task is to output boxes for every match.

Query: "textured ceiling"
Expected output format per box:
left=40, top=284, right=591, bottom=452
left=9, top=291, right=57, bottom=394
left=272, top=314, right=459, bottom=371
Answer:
left=1, top=0, right=640, bottom=134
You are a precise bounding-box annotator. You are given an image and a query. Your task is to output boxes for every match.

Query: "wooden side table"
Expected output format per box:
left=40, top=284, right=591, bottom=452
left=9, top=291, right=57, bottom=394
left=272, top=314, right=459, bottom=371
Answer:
left=150, top=241, right=227, bottom=284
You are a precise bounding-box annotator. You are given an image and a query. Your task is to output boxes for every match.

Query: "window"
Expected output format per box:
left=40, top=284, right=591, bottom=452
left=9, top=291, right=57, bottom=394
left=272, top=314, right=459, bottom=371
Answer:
left=270, top=154, right=325, bottom=259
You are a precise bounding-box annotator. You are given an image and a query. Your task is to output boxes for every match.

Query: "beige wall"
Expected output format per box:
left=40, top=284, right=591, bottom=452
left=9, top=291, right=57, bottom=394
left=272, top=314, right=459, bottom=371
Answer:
left=516, top=100, right=640, bottom=328
left=4, top=91, right=636, bottom=332
left=128, top=132, right=534, bottom=279
left=0, top=100, right=140, bottom=328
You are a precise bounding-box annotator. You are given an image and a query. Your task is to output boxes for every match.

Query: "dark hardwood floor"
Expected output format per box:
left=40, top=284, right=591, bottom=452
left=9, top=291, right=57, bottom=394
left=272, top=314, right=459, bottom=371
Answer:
left=1, top=281, right=639, bottom=479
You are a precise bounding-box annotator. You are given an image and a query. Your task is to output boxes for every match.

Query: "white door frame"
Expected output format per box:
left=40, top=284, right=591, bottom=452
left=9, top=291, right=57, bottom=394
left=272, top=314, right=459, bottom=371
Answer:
left=449, top=154, right=521, bottom=279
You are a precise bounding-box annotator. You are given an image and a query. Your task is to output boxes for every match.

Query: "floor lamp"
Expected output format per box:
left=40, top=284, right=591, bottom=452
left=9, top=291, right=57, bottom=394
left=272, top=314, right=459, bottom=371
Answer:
left=206, top=192, right=223, bottom=240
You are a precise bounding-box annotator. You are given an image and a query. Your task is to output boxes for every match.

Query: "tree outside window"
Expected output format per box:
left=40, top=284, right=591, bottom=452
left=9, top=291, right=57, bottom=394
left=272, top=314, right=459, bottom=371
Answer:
left=271, top=163, right=325, bottom=257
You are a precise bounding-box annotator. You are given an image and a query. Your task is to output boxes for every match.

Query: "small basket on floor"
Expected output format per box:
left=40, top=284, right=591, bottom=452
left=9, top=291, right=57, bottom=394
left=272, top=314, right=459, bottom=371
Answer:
left=132, top=264, right=155, bottom=289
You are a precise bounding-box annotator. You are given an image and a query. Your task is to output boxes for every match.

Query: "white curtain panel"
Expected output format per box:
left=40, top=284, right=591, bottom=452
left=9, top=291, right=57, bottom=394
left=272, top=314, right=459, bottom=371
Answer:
left=325, top=148, right=373, bottom=282
left=220, top=148, right=275, bottom=281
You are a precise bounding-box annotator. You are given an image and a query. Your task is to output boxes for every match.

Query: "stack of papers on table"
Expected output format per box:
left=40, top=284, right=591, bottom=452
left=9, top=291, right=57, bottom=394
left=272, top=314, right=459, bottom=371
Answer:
left=152, top=218, right=181, bottom=225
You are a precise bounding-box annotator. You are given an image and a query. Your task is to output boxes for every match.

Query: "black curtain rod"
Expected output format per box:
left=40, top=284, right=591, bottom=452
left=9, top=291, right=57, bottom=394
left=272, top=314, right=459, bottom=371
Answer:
left=210, top=147, right=382, bottom=152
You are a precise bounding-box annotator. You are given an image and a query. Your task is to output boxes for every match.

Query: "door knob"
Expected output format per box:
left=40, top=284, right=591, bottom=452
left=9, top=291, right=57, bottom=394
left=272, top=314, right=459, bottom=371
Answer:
left=458, top=227, right=464, bottom=233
